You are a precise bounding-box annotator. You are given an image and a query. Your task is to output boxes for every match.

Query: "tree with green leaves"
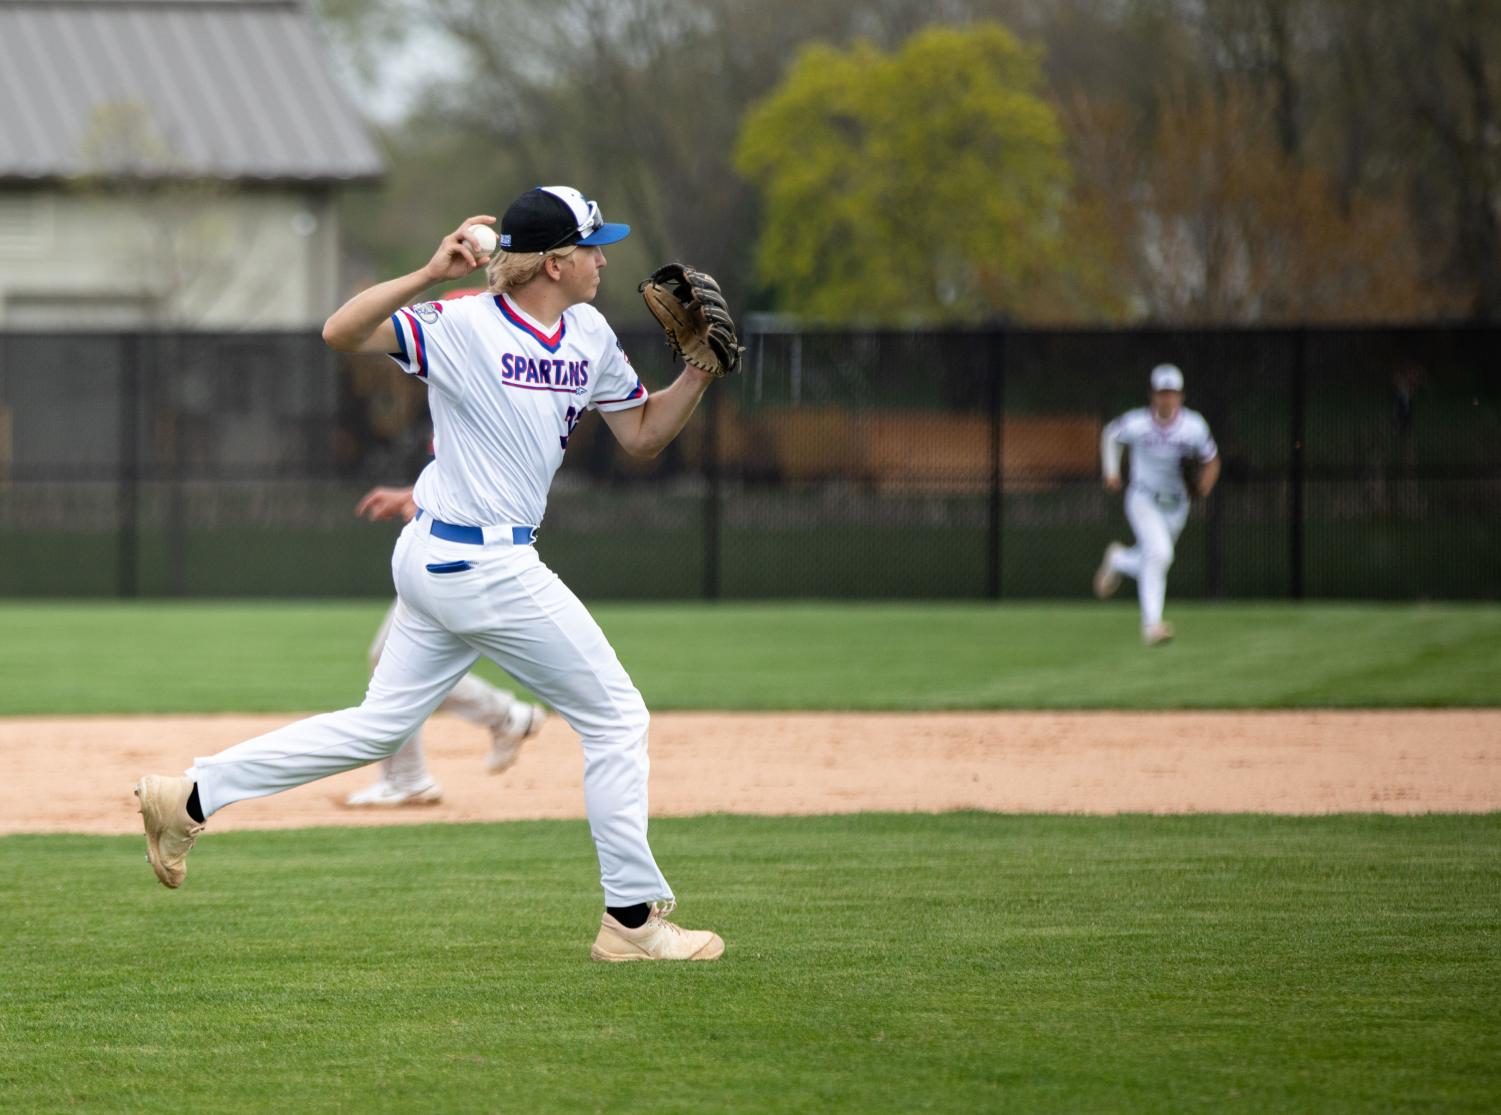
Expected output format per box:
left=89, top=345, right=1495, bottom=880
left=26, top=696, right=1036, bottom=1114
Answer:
left=735, top=23, right=1118, bottom=325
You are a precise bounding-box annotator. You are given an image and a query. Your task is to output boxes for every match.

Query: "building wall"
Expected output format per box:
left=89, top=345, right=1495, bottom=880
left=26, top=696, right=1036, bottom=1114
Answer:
left=0, top=186, right=340, bottom=329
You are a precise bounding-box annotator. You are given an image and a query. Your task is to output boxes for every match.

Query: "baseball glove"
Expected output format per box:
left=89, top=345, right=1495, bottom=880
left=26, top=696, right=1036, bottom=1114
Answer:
left=638, top=263, right=745, bottom=377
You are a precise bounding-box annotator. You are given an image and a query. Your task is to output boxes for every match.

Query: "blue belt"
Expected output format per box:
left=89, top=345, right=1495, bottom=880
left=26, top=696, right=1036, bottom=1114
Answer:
left=416, top=510, right=537, bottom=546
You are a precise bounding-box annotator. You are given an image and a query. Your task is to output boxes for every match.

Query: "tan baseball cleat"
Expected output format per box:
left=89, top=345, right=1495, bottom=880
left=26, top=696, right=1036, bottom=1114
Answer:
left=590, top=901, right=725, bottom=962
left=1143, top=621, right=1176, bottom=647
left=486, top=702, right=546, bottom=775
left=1093, top=543, right=1124, bottom=599
left=134, top=774, right=206, bottom=889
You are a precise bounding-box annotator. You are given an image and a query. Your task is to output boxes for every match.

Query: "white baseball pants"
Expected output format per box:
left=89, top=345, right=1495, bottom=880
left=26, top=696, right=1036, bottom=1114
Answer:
left=365, top=600, right=516, bottom=791
left=1109, top=486, right=1190, bottom=630
left=187, top=517, right=671, bottom=907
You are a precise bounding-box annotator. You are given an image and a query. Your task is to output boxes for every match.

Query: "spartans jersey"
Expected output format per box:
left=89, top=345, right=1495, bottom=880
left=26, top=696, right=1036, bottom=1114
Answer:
left=1103, top=407, right=1217, bottom=499
left=387, top=292, right=647, bottom=527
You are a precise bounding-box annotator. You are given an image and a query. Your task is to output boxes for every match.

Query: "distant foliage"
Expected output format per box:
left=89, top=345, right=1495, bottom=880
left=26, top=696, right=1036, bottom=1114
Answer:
left=1068, top=84, right=1456, bottom=323
left=735, top=24, right=1117, bottom=325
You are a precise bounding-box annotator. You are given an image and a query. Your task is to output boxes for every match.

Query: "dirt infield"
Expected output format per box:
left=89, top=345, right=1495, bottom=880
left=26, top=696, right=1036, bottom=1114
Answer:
left=2, top=710, right=1497, bottom=835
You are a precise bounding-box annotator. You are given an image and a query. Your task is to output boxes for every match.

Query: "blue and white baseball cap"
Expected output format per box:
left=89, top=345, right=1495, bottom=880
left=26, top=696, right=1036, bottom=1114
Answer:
left=498, top=185, right=630, bottom=253
left=1150, top=363, right=1185, bottom=391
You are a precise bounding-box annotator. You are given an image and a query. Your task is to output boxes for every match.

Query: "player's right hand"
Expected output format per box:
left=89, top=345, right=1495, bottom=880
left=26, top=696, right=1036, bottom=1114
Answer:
left=1103, top=476, right=1123, bottom=493
left=423, top=215, right=497, bottom=283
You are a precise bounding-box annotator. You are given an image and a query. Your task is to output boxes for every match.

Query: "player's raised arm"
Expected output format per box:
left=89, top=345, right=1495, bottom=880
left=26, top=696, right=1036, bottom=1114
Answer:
left=322, top=215, right=496, bottom=354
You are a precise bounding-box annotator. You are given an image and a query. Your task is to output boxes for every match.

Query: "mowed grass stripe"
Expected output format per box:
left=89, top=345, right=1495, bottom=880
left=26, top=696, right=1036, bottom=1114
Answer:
left=0, top=601, right=1497, bottom=714
left=1, top=814, right=1497, bottom=1113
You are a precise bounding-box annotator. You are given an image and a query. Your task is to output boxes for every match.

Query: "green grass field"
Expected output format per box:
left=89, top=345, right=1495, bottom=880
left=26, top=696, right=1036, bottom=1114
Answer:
left=0, top=600, right=1497, bottom=714
left=2, top=600, right=1497, bottom=1112
left=2, top=814, right=1498, bottom=1114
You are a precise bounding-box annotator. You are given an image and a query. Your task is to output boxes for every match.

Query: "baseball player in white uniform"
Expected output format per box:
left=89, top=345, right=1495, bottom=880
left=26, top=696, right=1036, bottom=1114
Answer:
left=1093, top=364, right=1220, bottom=645
left=135, top=185, right=727, bottom=961
left=343, top=484, right=546, bottom=808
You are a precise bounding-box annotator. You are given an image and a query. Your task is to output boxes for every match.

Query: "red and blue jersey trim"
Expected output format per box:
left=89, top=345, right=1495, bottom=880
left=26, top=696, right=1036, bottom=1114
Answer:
left=594, top=378, right=646, bottom=405
left=391, top=309, right=429, bottom=378
left=495, top=294, right=566, bottom=353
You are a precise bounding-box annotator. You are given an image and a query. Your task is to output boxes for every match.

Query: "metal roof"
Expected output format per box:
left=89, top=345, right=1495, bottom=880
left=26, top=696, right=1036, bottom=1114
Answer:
left=0, top=0, right=385, bottom=183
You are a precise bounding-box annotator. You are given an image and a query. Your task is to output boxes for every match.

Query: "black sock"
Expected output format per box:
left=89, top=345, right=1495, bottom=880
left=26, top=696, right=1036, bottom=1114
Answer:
left=185, top=784, right=205, bottom=824
left=607, top=903, right=651, bottom=929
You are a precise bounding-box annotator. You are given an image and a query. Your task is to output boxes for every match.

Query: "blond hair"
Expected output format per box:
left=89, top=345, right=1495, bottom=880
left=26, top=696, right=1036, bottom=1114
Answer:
left=488, top=244, right=579, bottom=294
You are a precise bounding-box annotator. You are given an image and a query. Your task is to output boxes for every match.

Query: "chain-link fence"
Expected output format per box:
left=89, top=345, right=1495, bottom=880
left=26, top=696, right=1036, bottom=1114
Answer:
left=1, top=324, right=1495, bottom=599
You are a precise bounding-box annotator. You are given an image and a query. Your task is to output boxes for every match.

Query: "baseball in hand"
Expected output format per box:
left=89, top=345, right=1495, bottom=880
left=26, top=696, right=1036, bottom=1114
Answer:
left=466, top=224, right=498, bottom=256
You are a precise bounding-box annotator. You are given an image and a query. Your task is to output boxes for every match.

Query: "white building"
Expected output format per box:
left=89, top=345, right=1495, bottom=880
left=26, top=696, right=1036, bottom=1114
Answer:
left=0, top=0, right=384, bottom=329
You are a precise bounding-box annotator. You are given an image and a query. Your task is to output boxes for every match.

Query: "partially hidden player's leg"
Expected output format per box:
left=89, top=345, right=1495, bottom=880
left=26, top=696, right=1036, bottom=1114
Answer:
left=189, top=598, right=480, bottom=816
left=432, top=547, right=721, bottom=961
left=376, top=730, right=440, bottom=802
left=346, top=598, right=545, bottom=807
left=345, top=600, right=443, bottom=807
left=1124, top=488, right=1177, bottom=643
left=440, top=673, right=547, bottom=775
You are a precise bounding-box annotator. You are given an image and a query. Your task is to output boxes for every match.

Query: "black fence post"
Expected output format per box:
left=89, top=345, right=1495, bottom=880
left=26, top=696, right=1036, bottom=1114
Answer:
left=166, top=332, right=187, bottom=597
left=986, top=328, right=1005, bottom=599
left=1204, top=359, right=1224, bottom=600
left=117, top=333, right=140, bottom=598
left=1290, top=328, right=1307, bottom=600
left=1205, top=479, right=1224, bottom=600
left=703, top=375, right=722, bottom=601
